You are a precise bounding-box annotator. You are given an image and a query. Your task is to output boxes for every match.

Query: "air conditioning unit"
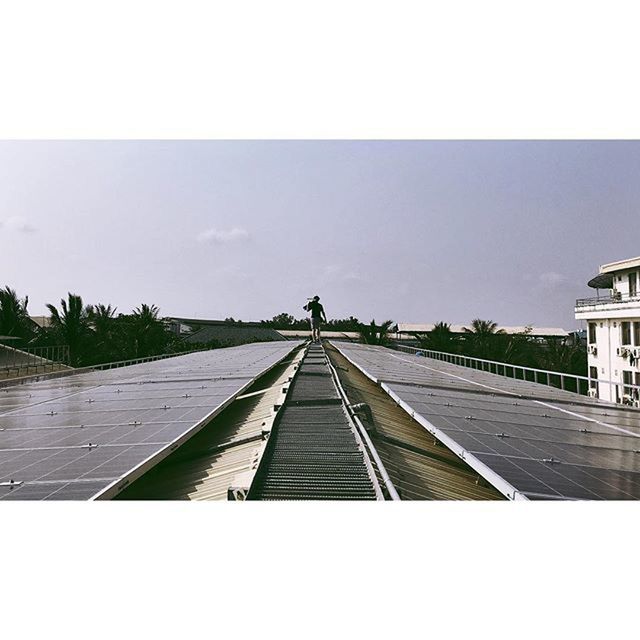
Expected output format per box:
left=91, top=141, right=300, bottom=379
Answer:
left=588, top=388, right=598, bottom=398
left=587, top=344, right=597, bottom=356
left=617, top=347, right=631, bottom=358
left=633, top=347, right=640, bottom=359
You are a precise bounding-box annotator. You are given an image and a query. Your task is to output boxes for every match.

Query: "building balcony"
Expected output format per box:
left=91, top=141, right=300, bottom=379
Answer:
left=575, top=292, right=640, bottom=316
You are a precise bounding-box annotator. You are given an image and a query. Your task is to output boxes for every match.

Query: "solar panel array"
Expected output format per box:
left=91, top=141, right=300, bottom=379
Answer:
left=0, top=341, right=301, bottom=500
left=332, top=342, right=640, bottom=500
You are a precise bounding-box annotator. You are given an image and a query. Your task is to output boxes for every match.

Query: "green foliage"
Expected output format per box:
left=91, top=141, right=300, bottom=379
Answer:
left=462, top=318, right=506, bottom=360
left=359, top=319, right=394, bottom=345
left=269, top=313, right=296, bottom=329
left=415, top=322, right=456, bottom=353
left=325, top=316, right=360, bottom=332
left=130, top=304, right=168, bottom=358
left=0, top=286, right=34, bottom=341
left=46, top=293, right=94, bottom=366
left=414, top=318, right=587, bottom=379
left=22, top=288, right=207, bottom=367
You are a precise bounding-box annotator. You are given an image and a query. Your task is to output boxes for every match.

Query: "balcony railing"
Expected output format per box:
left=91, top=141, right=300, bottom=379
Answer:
left=575, top=292, right=640, bottom=308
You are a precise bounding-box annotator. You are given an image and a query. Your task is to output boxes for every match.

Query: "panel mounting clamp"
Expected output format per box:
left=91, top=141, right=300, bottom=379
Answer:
left=0, top=479, right=23, bottom=488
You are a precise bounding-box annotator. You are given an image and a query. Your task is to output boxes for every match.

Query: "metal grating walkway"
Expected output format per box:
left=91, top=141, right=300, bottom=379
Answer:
left=248, top=344, right=380, bottom=500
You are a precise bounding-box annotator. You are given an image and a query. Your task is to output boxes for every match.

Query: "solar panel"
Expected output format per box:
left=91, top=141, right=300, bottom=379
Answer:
left=0, top=341, right=302, bottom=500
left=331, top=341, right=640, bottom=500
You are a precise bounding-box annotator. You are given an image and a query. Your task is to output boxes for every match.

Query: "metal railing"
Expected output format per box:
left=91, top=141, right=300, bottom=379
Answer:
left=0, top=344, right=71, bottom=378
left=576, top=291, right=640, bottom=308
left=393, top=344, right=640, bottom=405
left=89, top=348, right=212, bottom=372
left=0, top=346, right=216, bottom=386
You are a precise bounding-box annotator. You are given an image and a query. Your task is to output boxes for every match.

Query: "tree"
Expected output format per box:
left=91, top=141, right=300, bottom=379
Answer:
left=462, top=318, right=505, bottom=360
left=87, top=304, right=119, bottom=364
left=359, top=319, right=395, bottom=345
left=501, top=326, right=540, bottom=368
left=0, top=286, right=34, bottom=341
left=46, top=293, right=93, bottom=365
left=270, top=313, right=295, bottom=329
left=325, top=316, right=360, bottom=332
left=415, top=321, right=457, bottom=353
left=540, top=337, right=587, bottom=377
left=130, top=303, right=168, bottom=357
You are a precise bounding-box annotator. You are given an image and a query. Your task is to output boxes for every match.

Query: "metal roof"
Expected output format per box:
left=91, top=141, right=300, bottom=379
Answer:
left=331, top=341, right=640, bottom=500
left=0, top=341, right=302, bottom=500
left=185, top=324, right=285, bottom=346
left=325, top=344, right=503, bottom=500
left=277, top=329, right=360, bottom=340
left=116, top=348, right=305, bottom=500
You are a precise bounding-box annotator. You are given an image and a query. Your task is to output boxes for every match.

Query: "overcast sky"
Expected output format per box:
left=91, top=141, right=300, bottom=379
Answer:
left=1, top=140, right=640, bottom=329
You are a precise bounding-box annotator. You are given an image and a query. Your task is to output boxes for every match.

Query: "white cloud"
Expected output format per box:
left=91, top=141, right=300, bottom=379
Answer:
left=538, top=271, right=567, bottom=287
left=322, top=264, right=367, bottom=283
left=197, top=226, right=249, bottom=244
left=1, top=216, right=36, bottom=233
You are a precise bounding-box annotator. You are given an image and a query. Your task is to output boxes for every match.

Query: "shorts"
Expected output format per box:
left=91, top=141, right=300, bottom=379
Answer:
left=310, top=317, right=322, bottom=330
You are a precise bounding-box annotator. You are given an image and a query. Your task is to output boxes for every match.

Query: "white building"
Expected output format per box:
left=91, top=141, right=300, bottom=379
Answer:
left=575, top=255, right=640, bottom=404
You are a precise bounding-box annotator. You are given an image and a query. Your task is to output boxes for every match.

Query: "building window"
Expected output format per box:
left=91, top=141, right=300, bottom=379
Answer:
left=589, top=366, right=598, bottom=391
left=588, top=323, right=597, bottom=344
left=635, top=322, right=640, bottom=346
left=631, top=272, right=638, bottom=298
left=623, top=370, right=634, bottom=401
left=621, top=321, right=631, bottom=345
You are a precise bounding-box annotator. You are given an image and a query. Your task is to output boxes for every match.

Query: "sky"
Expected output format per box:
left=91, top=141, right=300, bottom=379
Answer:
left=1, top=140, right=640, bottom=330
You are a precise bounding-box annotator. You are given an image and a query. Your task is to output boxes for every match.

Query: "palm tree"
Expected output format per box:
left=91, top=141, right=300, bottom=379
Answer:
left=0, top=286, right=33, bottom=341
left=131, top=303, right=168, bottom=357
left=46, top=293, right=93, bottom=365
left=415, top=321, right=457, bottom=353
left=359, top=319, right=394, bottom=346
left=88, top=304, right=118, bottom=363
left=462, top=318, right=505, bottom=360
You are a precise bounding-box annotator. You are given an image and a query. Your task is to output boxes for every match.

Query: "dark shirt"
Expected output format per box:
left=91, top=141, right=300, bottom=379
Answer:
left=305, top=300, right=325, bottom=319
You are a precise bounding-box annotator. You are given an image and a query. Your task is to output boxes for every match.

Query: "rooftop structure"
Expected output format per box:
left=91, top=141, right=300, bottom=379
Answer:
left=0, top=341, right=301, bottom=500
left=167, top=316, right=285, bottom=347
left=5, top=335, right=640, bottom=500
left=332, top=342, right=640, bottom=500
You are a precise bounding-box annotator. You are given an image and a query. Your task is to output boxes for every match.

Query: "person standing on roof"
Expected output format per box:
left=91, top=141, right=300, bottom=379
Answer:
left=303, top=295, right=327, bottom=344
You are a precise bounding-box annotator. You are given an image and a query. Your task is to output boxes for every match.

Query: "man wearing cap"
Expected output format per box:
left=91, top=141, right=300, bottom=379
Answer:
left=303, top=295, right=327, bottom=344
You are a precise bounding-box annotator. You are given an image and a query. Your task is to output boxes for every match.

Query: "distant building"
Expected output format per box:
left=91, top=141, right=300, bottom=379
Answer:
left=393, top=323, right=569, bottom=342
left=29, top=316, right=51, bottom=329
left=165, top=317, right=284, bottom=347
left=575, top=255, right=640, bottom=404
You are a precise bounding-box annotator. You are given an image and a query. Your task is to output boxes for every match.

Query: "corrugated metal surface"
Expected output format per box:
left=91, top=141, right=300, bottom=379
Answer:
left=325, top=344, right=503, bottom=500
left=0, top=341, right=301, bottom=500
left=330, top=341, right=640, bottom=500
left=185, top=325, right=285, bottom=346
left=116, top=350, right=303, bottom=500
